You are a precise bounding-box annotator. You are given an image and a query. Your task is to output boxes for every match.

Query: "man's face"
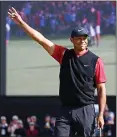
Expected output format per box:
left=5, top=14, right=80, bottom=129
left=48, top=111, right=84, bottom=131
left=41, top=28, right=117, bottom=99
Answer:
left=70, top=36, right=88, bottom=51
left=1, top=119, right=6, bottom=124
left=45, top=116, right=51, bottom=122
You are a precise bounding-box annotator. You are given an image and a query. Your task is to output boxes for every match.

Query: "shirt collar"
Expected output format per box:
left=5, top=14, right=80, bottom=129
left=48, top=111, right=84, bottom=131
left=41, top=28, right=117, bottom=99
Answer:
left=76, top=48, right=88, bottom=57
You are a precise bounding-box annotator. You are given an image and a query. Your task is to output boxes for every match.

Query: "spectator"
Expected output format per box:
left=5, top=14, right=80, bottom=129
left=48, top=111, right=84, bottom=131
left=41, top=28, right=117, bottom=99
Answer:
left=26, top=122, right=39, bottom=137
left=6, top=16, right=11, bottom=45
left=42, top=115, right=53, bottom=136
left=7, top=115, right=19, bottom=137
left=44, top=115, right=51, bottom=128
left=14, top=120, right=26, bottom=137
left=103, top=104, right=115, bottom=137
left=88, top=7, right=101, bottom=46
left=8, top=1, right=116, bottom=37
left=30, top=116, right=37, bottom=123
left=30, top=115, right=40, bottom=131
left=50, top=117, right=56, bottom=136
left=0, top=116, right=9, bottom=136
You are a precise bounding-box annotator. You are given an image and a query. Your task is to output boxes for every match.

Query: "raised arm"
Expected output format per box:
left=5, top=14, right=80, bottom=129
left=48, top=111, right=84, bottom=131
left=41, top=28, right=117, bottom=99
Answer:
left=8, top=7, right=55, bottom=55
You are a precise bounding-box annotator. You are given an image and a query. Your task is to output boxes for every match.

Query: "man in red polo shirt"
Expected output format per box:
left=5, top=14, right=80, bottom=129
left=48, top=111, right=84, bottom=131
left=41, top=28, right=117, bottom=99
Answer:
left=8, top=7, right=106, bottom=137
left=89, top=7, right=101, bottom=46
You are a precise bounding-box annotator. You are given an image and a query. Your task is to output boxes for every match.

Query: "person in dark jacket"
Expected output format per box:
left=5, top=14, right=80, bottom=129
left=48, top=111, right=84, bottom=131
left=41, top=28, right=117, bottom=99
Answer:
left=0, top=116, right=9, bottom=136
left=8, top=7, right=107, bottom=137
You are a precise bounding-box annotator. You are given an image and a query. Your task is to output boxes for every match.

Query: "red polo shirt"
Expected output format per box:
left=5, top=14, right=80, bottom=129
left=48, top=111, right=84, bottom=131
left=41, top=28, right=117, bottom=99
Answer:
left=52, top=45, right=106, bottom=84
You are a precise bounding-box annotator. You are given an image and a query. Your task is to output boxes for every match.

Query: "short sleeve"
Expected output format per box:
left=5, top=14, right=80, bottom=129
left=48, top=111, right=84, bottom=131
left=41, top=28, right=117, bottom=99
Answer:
left=51, top=45, right=67, bottom=64
left=95, top=58, right=107, bottom=84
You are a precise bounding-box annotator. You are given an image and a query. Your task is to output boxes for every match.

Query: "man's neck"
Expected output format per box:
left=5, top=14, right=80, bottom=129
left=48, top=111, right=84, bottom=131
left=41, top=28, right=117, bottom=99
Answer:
left=74, top=48, right=88, bottom=56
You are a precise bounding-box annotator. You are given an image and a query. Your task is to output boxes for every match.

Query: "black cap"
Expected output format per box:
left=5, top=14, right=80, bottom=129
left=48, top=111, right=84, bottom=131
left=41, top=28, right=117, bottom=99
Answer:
left=71, top=26, right=89, bottom=38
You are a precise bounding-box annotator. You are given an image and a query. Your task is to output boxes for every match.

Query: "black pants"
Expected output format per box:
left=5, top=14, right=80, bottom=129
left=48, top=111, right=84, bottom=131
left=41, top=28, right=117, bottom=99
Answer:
left=55, top=104, right=96, bottom=137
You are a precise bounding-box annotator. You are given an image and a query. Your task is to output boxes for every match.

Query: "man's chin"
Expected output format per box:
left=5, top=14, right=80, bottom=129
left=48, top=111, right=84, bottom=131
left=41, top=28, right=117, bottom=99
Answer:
left=80, top=46, right=86, bottom=50
left=75, top=45, right=87, bottom=51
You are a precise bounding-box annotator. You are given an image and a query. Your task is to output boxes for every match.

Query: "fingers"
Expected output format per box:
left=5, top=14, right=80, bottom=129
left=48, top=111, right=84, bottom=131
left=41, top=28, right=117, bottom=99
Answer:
left=12, top=7, right=17, bottom=14
left=100, top=123, right=104, bottom=129
left=97, top=121, right=104, bottom=129
left=8, top=12, right=16, bottom=19
left=97, top=120, right=103, bottom=129
left=8, top=12, right=12, bottom=16
left=8, top=9, right=13, bottom=13
left=8, top=7, right=17, bottom=15
left=97, top=116, right=104, bottom=129
left=8, top=7, right=17, bottom=19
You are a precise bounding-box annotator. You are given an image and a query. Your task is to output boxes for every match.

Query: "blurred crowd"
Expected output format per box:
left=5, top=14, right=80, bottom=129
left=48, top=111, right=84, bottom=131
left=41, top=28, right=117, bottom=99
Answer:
left=93, top=104, right=115, bottom=137
left=6, top=1, right=116, bottom=42
left=0, top=104, right=115, bottom=137
left=0, top=114, right=56, bottom=137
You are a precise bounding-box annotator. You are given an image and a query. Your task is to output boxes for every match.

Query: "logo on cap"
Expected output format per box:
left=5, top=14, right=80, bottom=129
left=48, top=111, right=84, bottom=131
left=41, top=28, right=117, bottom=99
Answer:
left=78, top=29, right=84, bottom=32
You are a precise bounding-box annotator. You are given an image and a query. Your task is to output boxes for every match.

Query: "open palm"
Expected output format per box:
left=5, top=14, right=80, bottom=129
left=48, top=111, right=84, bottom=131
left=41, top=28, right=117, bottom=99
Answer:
left=8, top=7, right=23, bottom=25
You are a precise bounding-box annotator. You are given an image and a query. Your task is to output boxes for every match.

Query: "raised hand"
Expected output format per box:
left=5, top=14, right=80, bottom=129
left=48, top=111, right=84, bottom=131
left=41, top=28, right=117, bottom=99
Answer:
left=8, top=7, right=23, bottom=25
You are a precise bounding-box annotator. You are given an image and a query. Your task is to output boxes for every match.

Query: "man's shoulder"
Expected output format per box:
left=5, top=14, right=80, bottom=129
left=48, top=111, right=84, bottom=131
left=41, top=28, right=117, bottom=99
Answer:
left=61, top=48, right=74, bottom=60
left=63, top=48, right=73, bottom=53
left=88, top=50, right=99, bottom=58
